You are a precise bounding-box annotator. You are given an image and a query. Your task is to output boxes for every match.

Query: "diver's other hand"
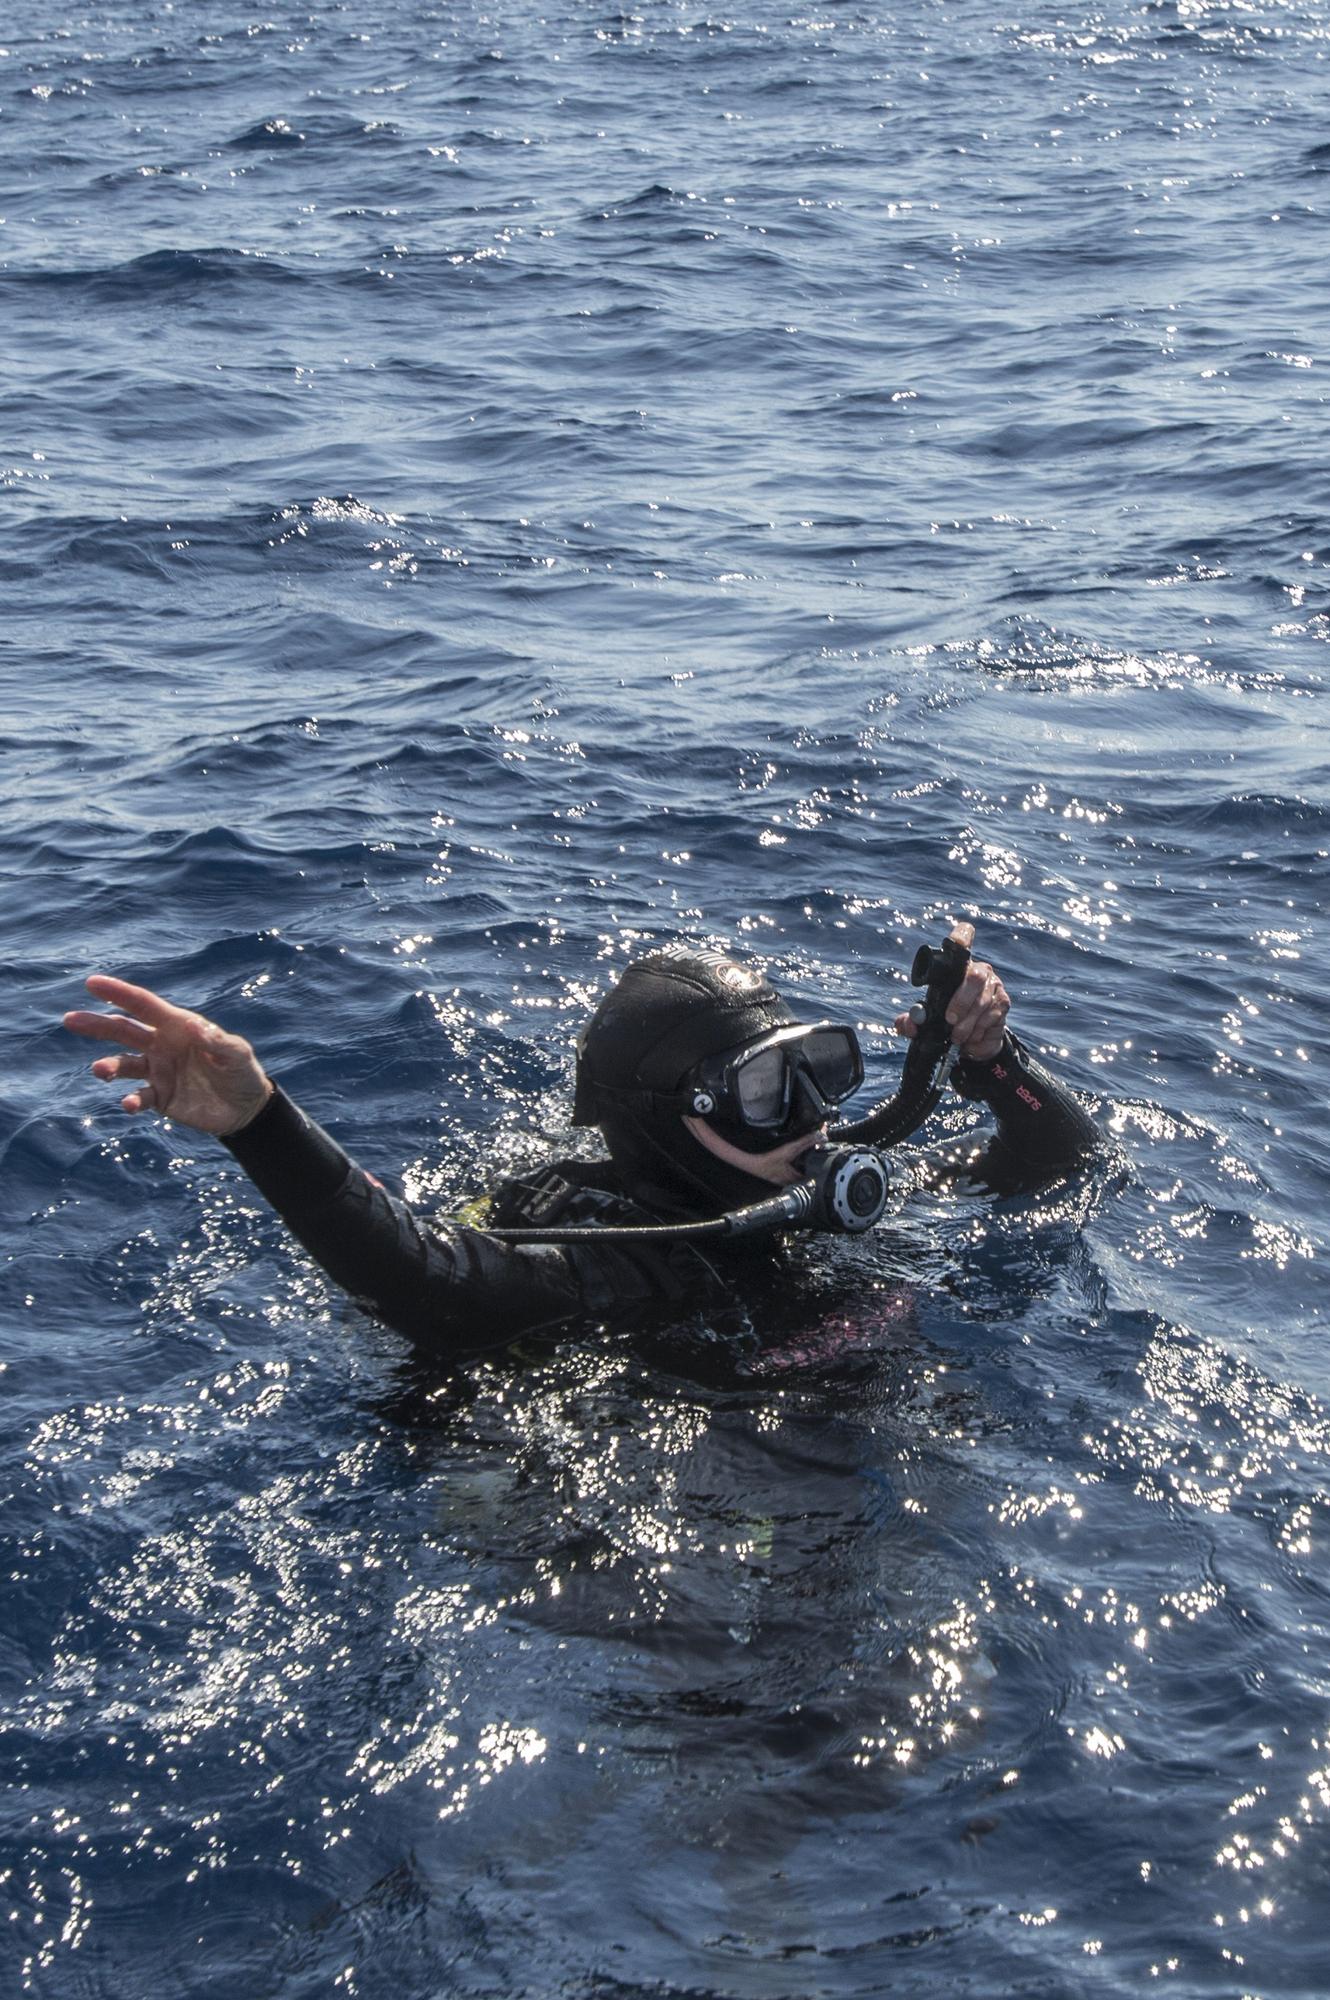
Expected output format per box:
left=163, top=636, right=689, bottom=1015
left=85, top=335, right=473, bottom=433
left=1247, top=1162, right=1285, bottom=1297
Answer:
left=892, top=920, right=1011, bottom=1063
left=64, top=976, right=274, bottom=1136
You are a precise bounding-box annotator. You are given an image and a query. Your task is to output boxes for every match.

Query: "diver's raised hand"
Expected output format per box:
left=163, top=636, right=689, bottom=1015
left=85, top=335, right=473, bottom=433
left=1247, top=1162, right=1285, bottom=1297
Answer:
left=893, top=921, right=1010, bottom=1063
left=64, top=976, right=274, bottom=1136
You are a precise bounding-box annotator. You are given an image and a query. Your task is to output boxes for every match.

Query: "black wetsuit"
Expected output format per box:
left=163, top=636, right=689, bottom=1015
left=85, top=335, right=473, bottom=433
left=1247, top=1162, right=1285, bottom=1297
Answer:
left=226, top=1024, right=1096, bottom=1368
left=223, top=1033, right=1102, bottom=1364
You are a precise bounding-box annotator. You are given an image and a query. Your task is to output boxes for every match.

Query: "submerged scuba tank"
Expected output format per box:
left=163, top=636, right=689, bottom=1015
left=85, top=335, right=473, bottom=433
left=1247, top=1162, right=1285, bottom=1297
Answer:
left=486, top=1144, right=890, bottom=1246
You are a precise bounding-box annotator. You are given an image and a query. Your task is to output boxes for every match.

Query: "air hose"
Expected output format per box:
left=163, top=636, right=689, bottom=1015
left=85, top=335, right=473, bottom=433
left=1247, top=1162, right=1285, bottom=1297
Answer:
left=486, top=1144, right=890, bottom=1245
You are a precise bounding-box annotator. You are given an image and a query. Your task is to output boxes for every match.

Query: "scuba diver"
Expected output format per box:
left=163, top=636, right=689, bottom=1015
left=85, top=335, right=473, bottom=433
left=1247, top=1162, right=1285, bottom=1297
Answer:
left=62, top=923, right=1103, bottom=1362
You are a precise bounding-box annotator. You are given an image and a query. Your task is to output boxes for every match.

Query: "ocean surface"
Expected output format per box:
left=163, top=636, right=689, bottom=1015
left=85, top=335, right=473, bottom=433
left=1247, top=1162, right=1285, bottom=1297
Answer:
left=3, top=0, right=1329, bottom=1994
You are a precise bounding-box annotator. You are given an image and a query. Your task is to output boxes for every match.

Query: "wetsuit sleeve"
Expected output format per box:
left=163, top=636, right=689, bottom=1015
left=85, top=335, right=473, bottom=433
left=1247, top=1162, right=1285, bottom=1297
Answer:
left=221, top=1086, right=585, bottom=1356
left=917, top=1032, right=1105, bottom=1194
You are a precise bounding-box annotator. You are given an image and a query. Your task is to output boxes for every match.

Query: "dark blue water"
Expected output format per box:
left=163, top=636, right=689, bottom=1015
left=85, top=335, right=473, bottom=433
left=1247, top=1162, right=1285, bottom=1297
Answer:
left=4, top=1, right=1329, bottom=1993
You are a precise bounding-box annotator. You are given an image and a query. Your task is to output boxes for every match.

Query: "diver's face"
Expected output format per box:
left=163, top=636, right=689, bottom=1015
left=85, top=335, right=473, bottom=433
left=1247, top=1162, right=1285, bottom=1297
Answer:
left=682, top=1115, right=827, bottom=1188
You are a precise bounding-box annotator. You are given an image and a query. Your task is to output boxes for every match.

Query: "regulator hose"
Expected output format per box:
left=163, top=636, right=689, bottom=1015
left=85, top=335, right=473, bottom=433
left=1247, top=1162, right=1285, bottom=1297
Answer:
left=485, top=1144, right=890, bottom=1245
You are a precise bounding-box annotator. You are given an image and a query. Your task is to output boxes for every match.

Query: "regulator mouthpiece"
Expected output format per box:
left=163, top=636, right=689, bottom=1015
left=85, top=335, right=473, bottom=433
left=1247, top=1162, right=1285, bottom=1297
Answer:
left=486, top=1145, right=891, bottom=1246
left=720, top=1145, right=890, bottom=1238
left=802, top=1145, right=890, bottom=1232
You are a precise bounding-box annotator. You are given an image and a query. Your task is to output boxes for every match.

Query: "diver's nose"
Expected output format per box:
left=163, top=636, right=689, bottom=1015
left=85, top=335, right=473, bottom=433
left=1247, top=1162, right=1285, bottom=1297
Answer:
left=791, top=1067, right=832, bottom=1127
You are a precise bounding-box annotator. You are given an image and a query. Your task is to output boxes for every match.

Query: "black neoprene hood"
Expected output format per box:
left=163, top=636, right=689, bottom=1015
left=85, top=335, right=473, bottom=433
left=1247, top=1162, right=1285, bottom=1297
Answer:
left=572, top=944, right=797, bottom=1122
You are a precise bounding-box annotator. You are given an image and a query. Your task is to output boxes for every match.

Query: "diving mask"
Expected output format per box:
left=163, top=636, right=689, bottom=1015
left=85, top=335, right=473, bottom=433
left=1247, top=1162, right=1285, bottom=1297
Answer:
left=680, top=1021, right=864, bottom=1143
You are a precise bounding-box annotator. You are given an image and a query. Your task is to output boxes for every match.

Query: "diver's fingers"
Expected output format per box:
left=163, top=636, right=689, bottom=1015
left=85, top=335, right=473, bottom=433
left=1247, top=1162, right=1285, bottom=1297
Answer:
left=948, top=963, right=997, bottom=1031
left=83, top=975, right=192, bottom=1032
left=91, top=1054, right=149, bottom=1082
left=63, top=1008, right=155, bottom=1051
left=949, top=967, right=1009, bottom=1057
left=893, top=1009, right=918, bottom=1041
left=947, top=919, right=975, bottom=952
left=946, top=965, right=981, bottom=1034
left=120, top=1084, right=156, bottom=1115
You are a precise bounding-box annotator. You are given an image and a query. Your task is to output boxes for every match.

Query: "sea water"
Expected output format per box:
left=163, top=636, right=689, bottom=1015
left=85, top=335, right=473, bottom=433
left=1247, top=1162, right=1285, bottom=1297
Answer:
left=2, top=1, right=1329, bottom=1993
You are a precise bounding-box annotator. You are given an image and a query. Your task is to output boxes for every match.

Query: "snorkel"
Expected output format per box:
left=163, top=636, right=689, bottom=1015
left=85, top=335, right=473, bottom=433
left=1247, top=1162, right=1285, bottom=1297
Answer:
left=831, top=931, right=971, bottom=1149
left=486, top=932, right=971, bottom=1247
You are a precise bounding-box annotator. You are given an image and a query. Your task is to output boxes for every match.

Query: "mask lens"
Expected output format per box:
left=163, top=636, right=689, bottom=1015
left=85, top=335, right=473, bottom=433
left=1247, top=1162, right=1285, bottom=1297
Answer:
left=731, top=1043, right=790, bottom=1126
left=802, top=1027, right=862, bottom=1102
left=723, top=1025, right=862, bottom=1129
